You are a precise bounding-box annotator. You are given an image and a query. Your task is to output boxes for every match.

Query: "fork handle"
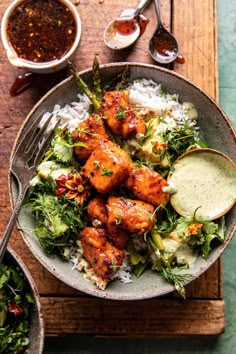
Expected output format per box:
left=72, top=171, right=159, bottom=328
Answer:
left=0, top=188, right=27, bottom=263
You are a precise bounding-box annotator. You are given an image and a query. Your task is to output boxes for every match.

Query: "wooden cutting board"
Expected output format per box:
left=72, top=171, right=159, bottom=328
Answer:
left=0, top=0, right=224, bottom=336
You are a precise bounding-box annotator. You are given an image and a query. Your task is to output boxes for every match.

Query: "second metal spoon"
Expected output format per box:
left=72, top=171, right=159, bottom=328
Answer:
left=149, top=0, right=178, bottom=64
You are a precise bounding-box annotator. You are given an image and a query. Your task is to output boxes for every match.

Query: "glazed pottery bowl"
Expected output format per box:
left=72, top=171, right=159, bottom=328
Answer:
left=10, top=63, right=236, bottom=300
left=3, top=247, right=44, bottom=353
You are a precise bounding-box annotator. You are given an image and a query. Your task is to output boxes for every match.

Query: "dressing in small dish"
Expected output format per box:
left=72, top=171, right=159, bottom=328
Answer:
left=167, top=148, right=236, bottom=220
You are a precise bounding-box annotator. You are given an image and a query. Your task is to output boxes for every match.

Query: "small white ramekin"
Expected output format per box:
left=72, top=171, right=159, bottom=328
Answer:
left=1, top=0, right=82, bottom=74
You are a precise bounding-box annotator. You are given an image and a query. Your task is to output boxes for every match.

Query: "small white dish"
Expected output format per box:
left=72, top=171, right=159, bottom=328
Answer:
left=1, top=0, right=82, bottom=74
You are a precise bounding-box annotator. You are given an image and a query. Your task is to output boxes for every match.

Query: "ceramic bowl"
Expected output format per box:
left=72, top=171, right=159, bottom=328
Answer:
left=1, top=0, right=81, bottom=74
left=3, top=247, right=44, bottom=353
left=10, top=63, right=236, bottom=300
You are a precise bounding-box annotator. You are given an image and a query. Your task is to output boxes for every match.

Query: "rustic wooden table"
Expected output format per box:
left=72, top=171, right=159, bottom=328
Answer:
left=0, top=0, right=224, bottom=337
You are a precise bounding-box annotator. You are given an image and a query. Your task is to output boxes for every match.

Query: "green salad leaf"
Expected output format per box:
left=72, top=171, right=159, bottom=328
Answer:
left=26, top=180, right=87, bottom=257
left=51, top=130, right=87, bottom=163
left=0, top=263, right=34, bottom=353
left=176, top=212, right=225, bottom=258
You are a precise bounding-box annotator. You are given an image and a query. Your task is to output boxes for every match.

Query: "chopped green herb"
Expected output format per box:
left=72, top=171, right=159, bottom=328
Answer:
left=116, top=106, right=126, bottom=120
left=115, top=214, right=122, bottom=225
left=101, top=168, right=113, bottom=176
left=109, top=261, right=122, bottom=272
left=93, top=160, right=101, bottom=169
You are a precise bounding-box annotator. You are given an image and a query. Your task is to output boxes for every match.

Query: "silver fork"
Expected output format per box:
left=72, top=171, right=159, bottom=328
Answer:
left=0, top=111, right=58, bottom=263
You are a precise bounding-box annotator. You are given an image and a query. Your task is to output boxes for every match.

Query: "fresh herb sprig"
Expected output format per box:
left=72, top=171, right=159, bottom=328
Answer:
left=47, top=128, right=87, bottom=164
left=163, top=123, right=197, bottom=164
left=160, top=267, right=192, bottom=299
left=26, top=182, right=86, bottom=258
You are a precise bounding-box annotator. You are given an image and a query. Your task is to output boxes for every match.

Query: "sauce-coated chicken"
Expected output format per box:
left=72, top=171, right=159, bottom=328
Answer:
left=87, top=196, right=108, bottom=226
left=80, top=227, right=125, bottom=278
left=71, top=114, right=110, bottom=161
left=87, top=196, right=129, bottom=249
left=102, top=90, right=146, bottom=138
left=125, top=164, right=170, bottom=207
left=82, top=139, right=131, bottom=194
left=107, top=196, right=155, bottom=234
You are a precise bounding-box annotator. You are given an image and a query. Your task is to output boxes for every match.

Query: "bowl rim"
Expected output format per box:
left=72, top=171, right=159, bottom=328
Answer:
left=8, top=62, right=236, bottom=300
left=1, top=0, right=82, bottom=71
left=4, top=246, right=44, bottom=353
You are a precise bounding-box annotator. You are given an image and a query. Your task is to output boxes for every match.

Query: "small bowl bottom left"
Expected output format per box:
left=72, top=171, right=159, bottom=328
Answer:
left=2, top=247, right=44, bottom=354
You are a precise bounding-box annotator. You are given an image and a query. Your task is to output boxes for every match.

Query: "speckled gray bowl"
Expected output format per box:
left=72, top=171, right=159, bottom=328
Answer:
left=10, top=63, right=236, bottom=300
left=3, top=247, right=44, bottom=353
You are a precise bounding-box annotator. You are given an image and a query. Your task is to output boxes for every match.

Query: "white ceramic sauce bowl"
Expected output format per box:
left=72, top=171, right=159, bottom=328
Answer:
left=1, top=0, right=81, bottom=74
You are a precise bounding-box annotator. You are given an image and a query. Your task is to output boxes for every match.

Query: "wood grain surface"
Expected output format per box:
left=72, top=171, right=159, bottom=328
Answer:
left=0, top=0, right=223, bottom=336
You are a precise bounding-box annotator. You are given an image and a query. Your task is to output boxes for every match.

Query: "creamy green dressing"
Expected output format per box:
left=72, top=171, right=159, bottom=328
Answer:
left=167, top=149, right=236, bottom=219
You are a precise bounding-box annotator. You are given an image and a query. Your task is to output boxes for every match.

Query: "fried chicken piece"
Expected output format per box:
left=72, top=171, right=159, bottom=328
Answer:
left=87, top=196, right=108, bottom=226
left=107, top=196, right=155, bottom=234
left=102, top=90, right=146, bottom=138
left=87, top=196, right=129, bottom=249
left=125, top=164, right=170, bottom=207
left=82, top=139, right=131, bottom=194
left=80, top=227, right=125, bottom=278
left=71, top=114, right=110, bottom=161
left=106, top=224, right=129, bottom=250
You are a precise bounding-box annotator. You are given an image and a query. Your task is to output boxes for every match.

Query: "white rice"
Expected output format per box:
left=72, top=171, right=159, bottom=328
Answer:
left=41, top=93, right=91, bottom=132
left=39, top=78, right=199, bottom=288
left=109, top=252, right=133, bottom=284
left=128, top=78, right=198, bottom=135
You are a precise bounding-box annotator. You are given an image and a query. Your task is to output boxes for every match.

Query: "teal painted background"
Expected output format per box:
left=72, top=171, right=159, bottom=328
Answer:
left=44, top=1, right=236, bottom=352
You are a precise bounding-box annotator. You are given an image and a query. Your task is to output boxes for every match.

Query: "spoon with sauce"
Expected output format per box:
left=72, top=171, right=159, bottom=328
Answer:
left=104, top=0, right=150, bottom=50
left=149, top=0, right=178, bottom=64
left=166, top=148, right=236, bottom=220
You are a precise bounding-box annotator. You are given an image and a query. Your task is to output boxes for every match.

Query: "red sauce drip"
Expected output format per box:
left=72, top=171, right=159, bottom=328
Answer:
left=74, top=0, right=80, bottom=5
left=138, top=14, right=150, bottom=36
left=175, top=55, right=186, bottom=64
left=10, top=72, right=35, bottom=97
left=7, top=0, right=76, bottom=63
left=99, top=0, right=105, bottom=4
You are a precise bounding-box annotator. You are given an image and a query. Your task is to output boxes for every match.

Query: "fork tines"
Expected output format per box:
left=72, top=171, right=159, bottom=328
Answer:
left=24, top=111, right=54, bottom=154
left=13, top=111, right=60, bottom=168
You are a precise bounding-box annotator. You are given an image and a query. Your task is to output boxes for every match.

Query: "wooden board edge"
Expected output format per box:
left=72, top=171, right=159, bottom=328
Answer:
left=218, top=257, right=223, bottom=298
left=41, top=297, right=225, bottom=337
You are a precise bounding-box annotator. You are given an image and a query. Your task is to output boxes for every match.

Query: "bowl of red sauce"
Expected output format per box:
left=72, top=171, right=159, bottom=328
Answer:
left=1, top=0, right=81, bottom=73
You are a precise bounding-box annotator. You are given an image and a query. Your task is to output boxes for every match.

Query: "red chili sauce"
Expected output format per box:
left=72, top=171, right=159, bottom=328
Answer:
left=153, top=33, right=177, bottom=58
left=7, top=0, right=77, bottom=63
left=115, top=18, right=137, bottom=36
left=115, top=14, right=149, bottom=37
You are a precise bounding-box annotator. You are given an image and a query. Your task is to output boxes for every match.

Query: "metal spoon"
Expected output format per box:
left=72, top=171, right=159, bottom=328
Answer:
left=149, top=0, right=178, bottom=64
left=104, top=0, right=150, bottom=50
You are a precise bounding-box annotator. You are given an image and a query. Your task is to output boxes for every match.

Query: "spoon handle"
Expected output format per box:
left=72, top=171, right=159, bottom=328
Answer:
left=153, top=0, right=163, bottom=26
left=133, top=0, right=151, bottom=18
